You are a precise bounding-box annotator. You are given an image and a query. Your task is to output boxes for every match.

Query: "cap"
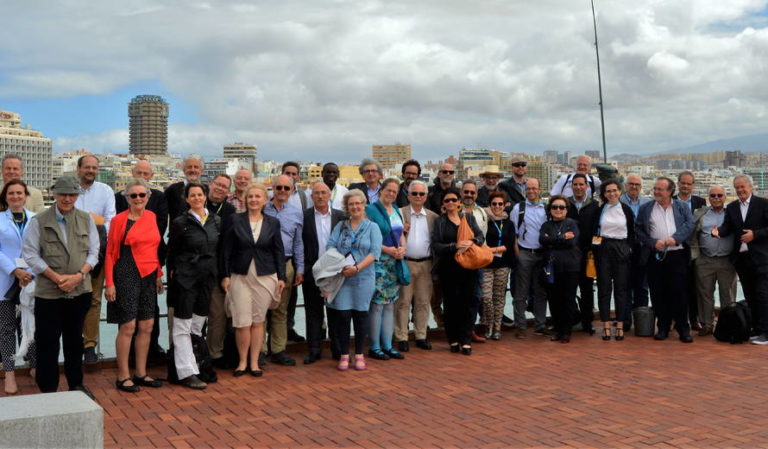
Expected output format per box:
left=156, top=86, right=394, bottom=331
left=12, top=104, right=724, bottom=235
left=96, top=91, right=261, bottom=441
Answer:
left=51, top=176, right=81, bottom=195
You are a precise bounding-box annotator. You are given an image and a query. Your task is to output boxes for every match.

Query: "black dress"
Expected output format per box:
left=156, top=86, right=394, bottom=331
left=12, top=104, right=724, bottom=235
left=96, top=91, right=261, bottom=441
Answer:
left=107, top=220, right=157, bottom=324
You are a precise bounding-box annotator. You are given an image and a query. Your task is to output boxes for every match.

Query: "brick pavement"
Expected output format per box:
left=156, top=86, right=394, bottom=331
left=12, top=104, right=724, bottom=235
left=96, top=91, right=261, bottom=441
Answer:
left=4, top=330, right=768, bottom=448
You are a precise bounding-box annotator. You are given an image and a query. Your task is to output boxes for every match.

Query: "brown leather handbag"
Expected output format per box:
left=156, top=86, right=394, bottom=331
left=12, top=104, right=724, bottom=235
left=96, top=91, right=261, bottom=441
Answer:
left=454, top=215, right=494, bottom=270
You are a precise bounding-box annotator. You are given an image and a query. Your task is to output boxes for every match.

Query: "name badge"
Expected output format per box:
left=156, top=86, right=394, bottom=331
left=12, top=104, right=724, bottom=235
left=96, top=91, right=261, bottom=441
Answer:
left=592, top=236, right=602, bottom=246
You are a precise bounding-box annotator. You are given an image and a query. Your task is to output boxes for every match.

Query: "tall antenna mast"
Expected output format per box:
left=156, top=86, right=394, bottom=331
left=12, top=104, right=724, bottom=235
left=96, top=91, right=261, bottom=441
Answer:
left=591, top=0, right=607, bottom=163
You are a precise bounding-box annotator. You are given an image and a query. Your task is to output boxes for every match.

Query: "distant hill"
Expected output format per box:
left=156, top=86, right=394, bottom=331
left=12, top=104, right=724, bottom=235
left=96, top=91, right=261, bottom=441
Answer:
left=660, top=133, right=768, bottom=155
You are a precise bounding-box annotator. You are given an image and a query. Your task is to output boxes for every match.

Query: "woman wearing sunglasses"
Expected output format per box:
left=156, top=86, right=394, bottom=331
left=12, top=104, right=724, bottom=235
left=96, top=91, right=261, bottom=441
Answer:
left=105, top=179, right=164, bottom=392
left=539, top=194, right=581, bottom=343
left=432, top=187, right=484, bottom=354
left=480, top=191, right=516, bottom=340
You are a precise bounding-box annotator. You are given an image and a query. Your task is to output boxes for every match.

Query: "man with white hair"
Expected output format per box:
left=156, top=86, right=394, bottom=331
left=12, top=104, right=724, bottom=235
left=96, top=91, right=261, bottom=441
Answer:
left=227, top=168, right=252, bottom=213
left=550, top=155, right=601, bottom=198
left=165, top=155, right=205, bottom=220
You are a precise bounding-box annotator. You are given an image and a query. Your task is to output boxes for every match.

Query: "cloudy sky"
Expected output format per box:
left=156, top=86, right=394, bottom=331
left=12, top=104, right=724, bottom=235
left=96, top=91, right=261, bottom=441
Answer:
left=1, top=0, right=767, bottom=162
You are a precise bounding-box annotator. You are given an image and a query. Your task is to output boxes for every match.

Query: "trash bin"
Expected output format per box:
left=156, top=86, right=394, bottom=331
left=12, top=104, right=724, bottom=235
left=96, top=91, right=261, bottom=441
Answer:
left=633, top=306, right=655, bottom=337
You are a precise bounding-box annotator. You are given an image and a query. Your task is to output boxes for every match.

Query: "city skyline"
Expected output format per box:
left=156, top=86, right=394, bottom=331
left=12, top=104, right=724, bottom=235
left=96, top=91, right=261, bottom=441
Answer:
left=2, top=2, right=768, bottom=162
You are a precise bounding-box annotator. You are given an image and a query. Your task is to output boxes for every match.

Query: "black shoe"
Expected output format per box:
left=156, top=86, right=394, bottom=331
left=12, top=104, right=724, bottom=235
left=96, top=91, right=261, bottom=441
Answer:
left=83, top=347, right=100, bottom=365
left=180, top=375, right=207, bottom=390
left=602, top=328, right=612, bottom=341
left=449, top=344, right=460, bottom=353
left=384, top=349, right=405, bottom=360
left=502, top=314, right=515, bottom=328
left=679, top=334, right=693, bottom=343
left=368, top=349, right=390, bottom=360
left=615, top=328, right=625, bottom=341
left=415, top=339, right=432, bottom=350
left=654, top=332, right=669, bottom=341
left=71, top=384, right=95, bottom=400
left=133, top=375, right=162, bottom=388
left=287, top=329, right=306, bottom=343
left=303, top=351, right=322, bottom=365
left=397, top=341, right=410, bottom=352
left=270, top=351, right=296, bottom=366
left=249, top=369, right=263, bottom=377
left=460, top=346, right=472, bottom=356
left=233, top=369, right=248, bottom=377
left=258, top=352, right=267, bottom=369
left=116, top=378, right=140, bottom=393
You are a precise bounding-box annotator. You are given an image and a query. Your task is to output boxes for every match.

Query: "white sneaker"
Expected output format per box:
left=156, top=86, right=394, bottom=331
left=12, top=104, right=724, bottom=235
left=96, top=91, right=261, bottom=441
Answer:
left=750, top=334, right=764, bottom=341
left=750, top=334, right=768, bottom=345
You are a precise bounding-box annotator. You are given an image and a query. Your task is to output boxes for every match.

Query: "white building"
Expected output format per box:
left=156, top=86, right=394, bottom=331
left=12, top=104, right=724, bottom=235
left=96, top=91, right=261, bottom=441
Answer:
left=0, top=109, right=52, bottom=189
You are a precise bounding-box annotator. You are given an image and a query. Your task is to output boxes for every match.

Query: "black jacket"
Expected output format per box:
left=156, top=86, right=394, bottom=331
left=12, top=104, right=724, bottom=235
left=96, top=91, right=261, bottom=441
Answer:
left=431, top=213, right=485, bottom=272
left=219, top=212, right=286, bottom=281
left=115, top=187, right=169, bottom=263
left=591, top=202, right=636, bottom=245
left=498, top=179, right=526, bottom=206
left=302, top=207, right=345, bottom=277
left=539, top=218, right=581, bottom=273
left=476, top=187, right=509, bottom=208
left=167, top=212, right=221, bottom=290
left=484, top=217, right=516, bottom=268
left=165, top=181, right=209, bottom=221
left=348, top=182, right=380, bottom=205
left=395, top=182, right=410, bottom=208
left=427, top=180, right=457, bottom=214
left=674, top=194, right=706, bottom=213
left=717, top=195, right=768, bottom=268
left=566, top=198, right=601, bottom=251
left=206, top=199, right=236, bottom=221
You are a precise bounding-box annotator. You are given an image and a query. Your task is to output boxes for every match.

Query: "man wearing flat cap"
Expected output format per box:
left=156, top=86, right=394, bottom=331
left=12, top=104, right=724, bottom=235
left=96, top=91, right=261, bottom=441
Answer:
left=23, top=176, right=100, bottom=398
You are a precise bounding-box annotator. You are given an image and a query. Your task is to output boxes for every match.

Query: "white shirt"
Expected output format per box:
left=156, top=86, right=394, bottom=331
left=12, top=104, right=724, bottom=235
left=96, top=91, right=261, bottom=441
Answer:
left=550, top=174, right=601, bottom=198
left=599, top=202, right=628, bottom=239
left=739, top=195, right=751, bottom=253
left=307, top=184, right=348, bottom=211
left=75, top=181, right=116, bottom=231
left=649, top=201, right=682, bottom=250
left=314, top=208, right=332, bottom=256
left=405, top=207, right=430, bottom=259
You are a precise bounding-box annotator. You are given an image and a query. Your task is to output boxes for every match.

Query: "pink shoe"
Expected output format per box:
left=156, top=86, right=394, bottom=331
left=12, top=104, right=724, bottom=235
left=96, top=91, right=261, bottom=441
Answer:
left=337, top=355, right=350, bottom=371
left=354, top=354, right=366, bottom=371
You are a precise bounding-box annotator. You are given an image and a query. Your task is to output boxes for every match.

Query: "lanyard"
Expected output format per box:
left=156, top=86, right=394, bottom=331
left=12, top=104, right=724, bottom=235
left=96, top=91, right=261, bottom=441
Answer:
left=12, top=210, right=26, bottom=235
left=491, top=220, right=504, bottom=247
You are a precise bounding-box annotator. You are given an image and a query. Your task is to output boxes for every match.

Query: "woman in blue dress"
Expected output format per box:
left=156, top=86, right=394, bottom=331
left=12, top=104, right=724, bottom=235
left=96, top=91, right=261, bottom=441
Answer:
left=326, top=189, right=382, bottom=371
left=365, top=178, right=408, bottom=361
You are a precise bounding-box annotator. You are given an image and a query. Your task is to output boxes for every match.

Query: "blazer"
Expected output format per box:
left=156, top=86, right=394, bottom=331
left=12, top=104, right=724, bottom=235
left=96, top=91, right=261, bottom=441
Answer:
left=115, top=187, right=169, bottom=263
left=635, top=199, right=695, bottom=263
left=219, top=212, right=286, bottom=281
left=0, top=209, right=35, bottom=300
left=302, top=207, right=345, bottom=275
left=498, top=179, right=526, bottom=206
left=673, top=194, right=706, bottom=213
left=717, top=195, right=768, bottom=268
left=566, top=198, right=601, bottom=251
left=348, top=182, right=380, bottom=205
left=167, top=211, right=221, bottom=289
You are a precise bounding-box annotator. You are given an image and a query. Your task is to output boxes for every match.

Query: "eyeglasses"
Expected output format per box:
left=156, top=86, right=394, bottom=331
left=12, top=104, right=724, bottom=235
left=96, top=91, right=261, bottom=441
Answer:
left=462, top=190, right=476, bottom=195
left=550, top=205, right=567, bottom=210
left=274, top=185, right=292, bottom=191
left=490, top=202, right=505, bottom=206
left=403, top=172, right=419, bottom=177
left=512, top=162, right=527, bottom=167
left=362, top=169, right=379, bottom=174
left=129, top=193, right=147, bottom=199
left=440, top=170, right=455, bottom=175
left=443, top=198, right=459, bottom=203
left=409, top=191, right=426, bottom=196
left=709, top=193, right=724, bottom=198
left=627, top=182, right=642, bottom=187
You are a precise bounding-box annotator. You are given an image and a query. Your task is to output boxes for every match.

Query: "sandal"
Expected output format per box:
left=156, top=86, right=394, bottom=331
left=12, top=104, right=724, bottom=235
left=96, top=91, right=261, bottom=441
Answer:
left=615, top=328, right=625, bottom=341
left=354, top=354, right=366, bottom=371
left=116, top=378, right=140, bottom=393
left=337, top=355, right=350, bottom=371
left=133, top=374, right=162, bottom=388
left=602, top=327, right=612, bottom=341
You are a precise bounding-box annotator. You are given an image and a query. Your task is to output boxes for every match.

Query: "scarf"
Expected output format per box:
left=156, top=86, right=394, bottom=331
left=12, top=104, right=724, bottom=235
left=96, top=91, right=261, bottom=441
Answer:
left=484, top=207, right=508, bottom=221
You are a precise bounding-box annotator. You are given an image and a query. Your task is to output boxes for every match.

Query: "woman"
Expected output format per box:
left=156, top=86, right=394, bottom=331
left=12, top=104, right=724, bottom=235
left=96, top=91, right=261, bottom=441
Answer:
left=0, top=180, right=35, bottom=394
left=593, top=179, right=635, bottom=341
left=104, top=179, right=164, bottom=393
left=481, top=191, right=516, bottom=340
left=220, top=183, right=285, bottom=378
left=539, top=194, right=581, bottom=343
left=432, top=187, right=484, bottom=355
left=167, top=183, right=220, bottom=389
left=326, top=189, right=382, bottom=371
left=365, top=178, right=407, bottom=360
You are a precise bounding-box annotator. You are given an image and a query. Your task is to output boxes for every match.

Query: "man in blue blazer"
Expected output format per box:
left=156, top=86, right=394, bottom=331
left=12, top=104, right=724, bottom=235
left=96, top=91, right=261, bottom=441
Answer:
left=635, top=177, right=695, bottom=342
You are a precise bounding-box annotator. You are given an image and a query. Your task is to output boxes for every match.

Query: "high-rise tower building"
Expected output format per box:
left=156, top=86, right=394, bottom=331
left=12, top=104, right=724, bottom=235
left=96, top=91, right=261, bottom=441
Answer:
left=223, top=142, right=257, bottom=172
left=129, top=95, right=168, bottom=156
left=0, top=109, right=52, bottom=189
left=372, top=144, right=411, bottom=170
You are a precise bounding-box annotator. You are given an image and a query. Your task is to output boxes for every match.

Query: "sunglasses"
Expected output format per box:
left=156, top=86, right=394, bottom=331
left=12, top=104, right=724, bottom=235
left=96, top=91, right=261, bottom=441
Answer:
left=512, top=163, right=527, bottom=167
left=441, top=170, right=455, bottom=175
left=709, top=193, right=724, bottom=198
left=490, top=202, right=505, bottom=206
left=410, top=191, right=426, bottom=196
left=550, top=205, right=568, bottom=210
left=274, top=185, right=292, bottom=191
left=462, top=190, right=476, bottom=195
left=443, top=197, right=459, bottom=203
left=129, top=193, right=147, bottom=199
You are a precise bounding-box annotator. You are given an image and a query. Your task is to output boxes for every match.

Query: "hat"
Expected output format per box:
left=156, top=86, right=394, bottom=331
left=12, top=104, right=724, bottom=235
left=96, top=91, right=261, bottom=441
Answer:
left=479, top=165, right=503, bottom=177
left=510, top=155, right=527, bottom=164
left=51, top=176, right=81, bottom=195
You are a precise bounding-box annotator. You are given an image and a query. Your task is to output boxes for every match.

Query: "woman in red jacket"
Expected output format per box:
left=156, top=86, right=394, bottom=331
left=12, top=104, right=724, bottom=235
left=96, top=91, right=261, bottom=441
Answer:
left=105, top=179, right=164, bottom=393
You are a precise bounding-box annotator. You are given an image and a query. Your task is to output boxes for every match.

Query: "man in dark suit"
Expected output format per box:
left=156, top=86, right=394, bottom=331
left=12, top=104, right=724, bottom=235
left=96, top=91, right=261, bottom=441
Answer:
left=301, top=181, right=345, bottom=363
left=674, top=170, right=707, bottom=329
left=395, top=159, right=421, bottom=208
left=165, top=155, right=206, bottom=221
left=636, top=177, right=695, bottom=343
left=713, top=175, right=768, bottom=345
left=498, top=156, right=527, bottom=207
left=115, top=159, right=169, bottom=362
left=347, top=158, right=382, bottom=205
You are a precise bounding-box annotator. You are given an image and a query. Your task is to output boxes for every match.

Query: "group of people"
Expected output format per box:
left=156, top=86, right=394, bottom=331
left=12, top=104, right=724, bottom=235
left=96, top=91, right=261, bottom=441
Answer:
left=1, top=151, right=766, bottom=397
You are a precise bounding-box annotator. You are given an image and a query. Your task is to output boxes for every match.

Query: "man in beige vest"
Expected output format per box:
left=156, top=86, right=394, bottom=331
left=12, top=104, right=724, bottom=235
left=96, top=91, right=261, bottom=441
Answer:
left=396, top=180, right=438, bottom=352
left=2, top=154, right=45, bottom=212
left=22, top=176, right=99, bottom=397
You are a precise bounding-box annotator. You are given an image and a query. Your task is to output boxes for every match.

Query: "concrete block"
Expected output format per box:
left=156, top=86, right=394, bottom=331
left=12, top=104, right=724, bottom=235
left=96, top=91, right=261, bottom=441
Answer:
left=0, top=391, right=103, bottom=448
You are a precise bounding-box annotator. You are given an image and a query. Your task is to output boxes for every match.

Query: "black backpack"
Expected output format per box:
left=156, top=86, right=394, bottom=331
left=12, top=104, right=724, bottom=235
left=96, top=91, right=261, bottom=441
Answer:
left=714, top=300, right=752, bottom=344
left=167, top=334, right=218, bottom=383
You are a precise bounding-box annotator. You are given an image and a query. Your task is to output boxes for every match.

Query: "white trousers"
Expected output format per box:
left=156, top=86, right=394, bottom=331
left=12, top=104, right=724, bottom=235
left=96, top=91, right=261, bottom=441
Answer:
left=172, top=313, right=207, bottom=380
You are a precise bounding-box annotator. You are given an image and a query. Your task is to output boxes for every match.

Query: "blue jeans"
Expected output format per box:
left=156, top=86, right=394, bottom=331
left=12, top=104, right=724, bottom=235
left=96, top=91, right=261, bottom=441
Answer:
left=369, top=302, right=395, bottom=351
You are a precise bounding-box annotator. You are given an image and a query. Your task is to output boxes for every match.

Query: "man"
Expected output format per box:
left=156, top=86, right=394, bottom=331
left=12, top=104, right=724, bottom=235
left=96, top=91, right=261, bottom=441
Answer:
left=206, top=174, right=236, bottom=220
left=301, top=181, right=345, bottom=363
left=315, top=162, right=348, bottom=210
left=635, top=177, right=695, bottom=343
left=22, top=176, right=99, bottom=398
left=461, top=180, right=488, bottom=235
left=279, top=161, right=311, bottom=210
left=476, top=166, right=505, bottom=207
left=713, top=175, right=768, bottom=345
left=75, top=154, right=116, bottom=364
left=263, top=175, right=304, bottom=365
left=566, top=174, right=600, bottom=334
left=348, top=158, right=382, bottom=205
left=165, top=155, right=205, bottom=220
left=675, top=171, right=707, bottom=330
left=427, top=162, right=457, bottom=213
left=2, top=154, right=45, bottom=212
left=395, top=180, right=438, bottom=352
left=115, top=159, right=169, bottom=361
left=396, top=160, right=421, bottom=208
left=227, top=168, right=252, bottom=213
left=550, top=155, right=601, bottom=198
left=511, top=178, right=549, bottom=337
left=620, top=174, right=652, bottom=331
left=689, top=185, right=736, bottom=336
left=498, top=156, right=527, bottom=206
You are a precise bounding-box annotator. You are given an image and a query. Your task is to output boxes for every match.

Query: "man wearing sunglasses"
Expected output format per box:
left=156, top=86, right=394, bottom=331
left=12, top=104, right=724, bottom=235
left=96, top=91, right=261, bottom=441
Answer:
left=635, top=177, right=695, bottom=343
left=688, top=185, right=736, bottom=336
left=426, top=162, right=457, bottom=213
left=498, top=156, right=528, bottom=206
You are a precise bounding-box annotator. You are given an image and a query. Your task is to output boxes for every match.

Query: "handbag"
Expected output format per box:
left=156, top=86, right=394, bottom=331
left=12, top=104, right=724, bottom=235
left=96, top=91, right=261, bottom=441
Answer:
left=454, top=215, right=494, bottom=270
left=585, top=251, right=596, bottom=279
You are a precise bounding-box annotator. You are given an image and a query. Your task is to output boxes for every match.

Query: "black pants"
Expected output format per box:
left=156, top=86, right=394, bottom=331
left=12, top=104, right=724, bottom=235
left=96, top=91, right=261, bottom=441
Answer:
left=548, top=271, right=579, bottom=337
left=34, top=293, right=91, bottom=393
left=441, top=264, right=476, bottom=346
left=302, top=276, right=336, bottom=354
left=577, top=252, right=595, bottom=327
left=333, top=309, right=368, bottom=355
left=647, top=250, right=690, bottom=335
left=596, top=239, right=631, bottom=322
left=734, top=253, right=768, bottom=334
